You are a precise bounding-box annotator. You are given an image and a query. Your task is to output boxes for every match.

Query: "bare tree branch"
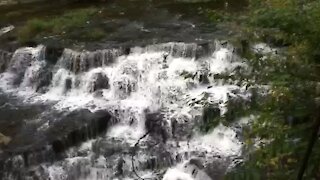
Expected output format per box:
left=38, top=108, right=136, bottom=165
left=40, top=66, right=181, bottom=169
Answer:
left=131, top=131, right=151, bottom=180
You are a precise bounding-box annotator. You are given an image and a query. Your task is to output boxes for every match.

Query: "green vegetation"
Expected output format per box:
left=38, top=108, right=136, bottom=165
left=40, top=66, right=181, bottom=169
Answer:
left=18, top=7, right=103, bottom=43
left=1, top=0, right=319, bottom=178
left=203, top=0, right=320, bottom=179
left=69, top=27, right=106, bottom=41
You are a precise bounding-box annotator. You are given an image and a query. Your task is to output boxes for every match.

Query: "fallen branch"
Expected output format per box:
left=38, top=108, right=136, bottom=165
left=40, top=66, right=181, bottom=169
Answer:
left=131, top=131, right=151, bottom=180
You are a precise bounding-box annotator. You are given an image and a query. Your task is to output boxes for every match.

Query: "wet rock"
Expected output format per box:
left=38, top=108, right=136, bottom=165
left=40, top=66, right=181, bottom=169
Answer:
left=50, top=109, right=113, bottom=154
left=64, top=78, right=72, bottom=92
left=199, top=73, right=210, bottom=84
left=0, top=49, right=12, bottom=73
left=45, top=45, right=64, bottom=65
left=35, top=68, right=53, bottom=93
left=239, top=39, right=249, bottom=56
left=124, top=47, right=131, bottom=55
left=7, top=46, right=44, bottom=86
left=204, top=159, right=228, bottom=180
left=171, top=118, right=178, bottom=138
left=92, top=138, right=128, bottom=157
left=0, top=133, right=11, bottom=147
left=188, top=159, right=204, bottom=169
left=133, top=142, right=176, bottom=171
left=196, top=42, right=212, bottom=59
left=0, top=108, right=115, bottom=178
left=145, top=110, right=169, bottom=143
left=225, top=95, right=248, bottom=122
left=170, top=114, right=194, bottom=140
left=113, top=75, right=137, bottom=98
left=202, top=105, right=221, bottom=131
left=93, top=90, right=104, bottom=98
left=0, top=100, right=47, bottom=142
left=90, top=72, right=109, bottom=92
left=116, top=156, right=125, bottom=176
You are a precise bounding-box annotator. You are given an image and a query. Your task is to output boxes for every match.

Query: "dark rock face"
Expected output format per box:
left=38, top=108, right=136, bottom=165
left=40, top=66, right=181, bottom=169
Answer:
left=2, top=109, right=113, bottom=154
left=188, top=158, right=205, bottom=169
left=45, top=45, right=64, bottom=65
left=170, top=113, right=195, bottom=140
left=0, top=49, right=12, bottom=73
left=202, top=105, right=221, bottom=132
left=204, top=159, right=229, bottom=180
left=64, top=78, right=73, bottom=92
left=0, top=95, right=48, bottom=141
left=89, top=72, right=109, bottom=92
left=196, top=42, right=215, bottom=59
left=92, top=138, right=129, bottom=157
left=113, top=75, right=137, bottom=98
left=49, top=109, right=113, bottom=154
left=145, top=110, right=169, bottom=143
left=35, top=67, right=53, bottom=93
left=0, top=109, right=115, bottom=179
left=199, top=72, right=210, bottom=84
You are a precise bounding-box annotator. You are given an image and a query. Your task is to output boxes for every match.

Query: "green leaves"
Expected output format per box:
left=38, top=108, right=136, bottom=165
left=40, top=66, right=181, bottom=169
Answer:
left=220, top=1, right=320, bottom=179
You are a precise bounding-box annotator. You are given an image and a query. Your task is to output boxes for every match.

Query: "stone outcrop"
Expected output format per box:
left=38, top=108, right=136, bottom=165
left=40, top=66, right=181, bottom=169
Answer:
left=0, top=49, right=12, bottom=73
left=0, top=109, right=115, bottom=179
left=0, top=133, right=11, bottom=147
left=0, top=0, right=43, bottom=6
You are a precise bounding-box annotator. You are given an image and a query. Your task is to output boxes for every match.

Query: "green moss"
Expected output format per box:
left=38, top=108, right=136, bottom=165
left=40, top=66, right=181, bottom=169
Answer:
left=79, top=28, right=106, bottom=41
left=18, top=18, right=51, bottom=42
left=207, top=10, right=230, bottom=22
left=18, top=7, right=99, bottom=43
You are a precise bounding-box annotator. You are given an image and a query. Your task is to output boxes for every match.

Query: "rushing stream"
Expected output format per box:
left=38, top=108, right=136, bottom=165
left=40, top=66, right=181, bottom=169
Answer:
left=0, top=41, right=251, bottom=180
left=0, top=1, right=253, bottom=180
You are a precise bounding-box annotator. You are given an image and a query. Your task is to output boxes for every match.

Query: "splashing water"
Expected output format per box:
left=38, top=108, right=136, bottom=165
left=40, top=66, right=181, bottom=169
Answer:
left=0, top=41, right=250, bottom=180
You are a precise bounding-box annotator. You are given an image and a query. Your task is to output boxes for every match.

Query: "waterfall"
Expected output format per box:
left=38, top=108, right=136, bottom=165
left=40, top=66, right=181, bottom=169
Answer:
left=0, top=41, right=250, bottom=180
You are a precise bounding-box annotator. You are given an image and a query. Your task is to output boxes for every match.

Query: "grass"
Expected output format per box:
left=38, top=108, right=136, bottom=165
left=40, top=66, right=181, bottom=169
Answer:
left=69, top=27, right=107, bottom=41
left=18, top=7, right=101, bottom=43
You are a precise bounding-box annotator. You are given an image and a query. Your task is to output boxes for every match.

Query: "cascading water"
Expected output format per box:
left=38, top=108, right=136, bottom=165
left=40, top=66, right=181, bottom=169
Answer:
left=0, top=41, right=251, bottom=180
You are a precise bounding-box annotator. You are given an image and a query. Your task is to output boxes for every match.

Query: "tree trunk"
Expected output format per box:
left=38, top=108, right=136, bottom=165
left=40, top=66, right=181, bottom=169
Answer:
left=297, top=107, right=320, bottom=180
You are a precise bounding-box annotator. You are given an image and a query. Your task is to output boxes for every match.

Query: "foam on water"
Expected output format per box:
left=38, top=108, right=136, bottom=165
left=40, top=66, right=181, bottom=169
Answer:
left=163, top=160, right=212, bottom=180
left=163, top=168, right=195, bottom=180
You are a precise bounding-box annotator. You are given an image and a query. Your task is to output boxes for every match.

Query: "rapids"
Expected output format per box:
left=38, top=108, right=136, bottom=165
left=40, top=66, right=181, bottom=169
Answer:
left=0, top=41, right=251, bottom=180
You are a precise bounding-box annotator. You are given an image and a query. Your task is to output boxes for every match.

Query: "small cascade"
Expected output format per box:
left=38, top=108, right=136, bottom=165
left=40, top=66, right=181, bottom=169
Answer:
left=0, top=46, right=46, bottom=91
left=131, top=42, right=201, bottom=58
left=0, top=41, right=251, bottom=180
left=57, top=48, right=123, bottom=74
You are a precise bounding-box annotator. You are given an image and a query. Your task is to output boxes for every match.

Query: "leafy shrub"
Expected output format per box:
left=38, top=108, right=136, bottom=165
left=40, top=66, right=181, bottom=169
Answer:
left=202, top=0, right=320, bottom=179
